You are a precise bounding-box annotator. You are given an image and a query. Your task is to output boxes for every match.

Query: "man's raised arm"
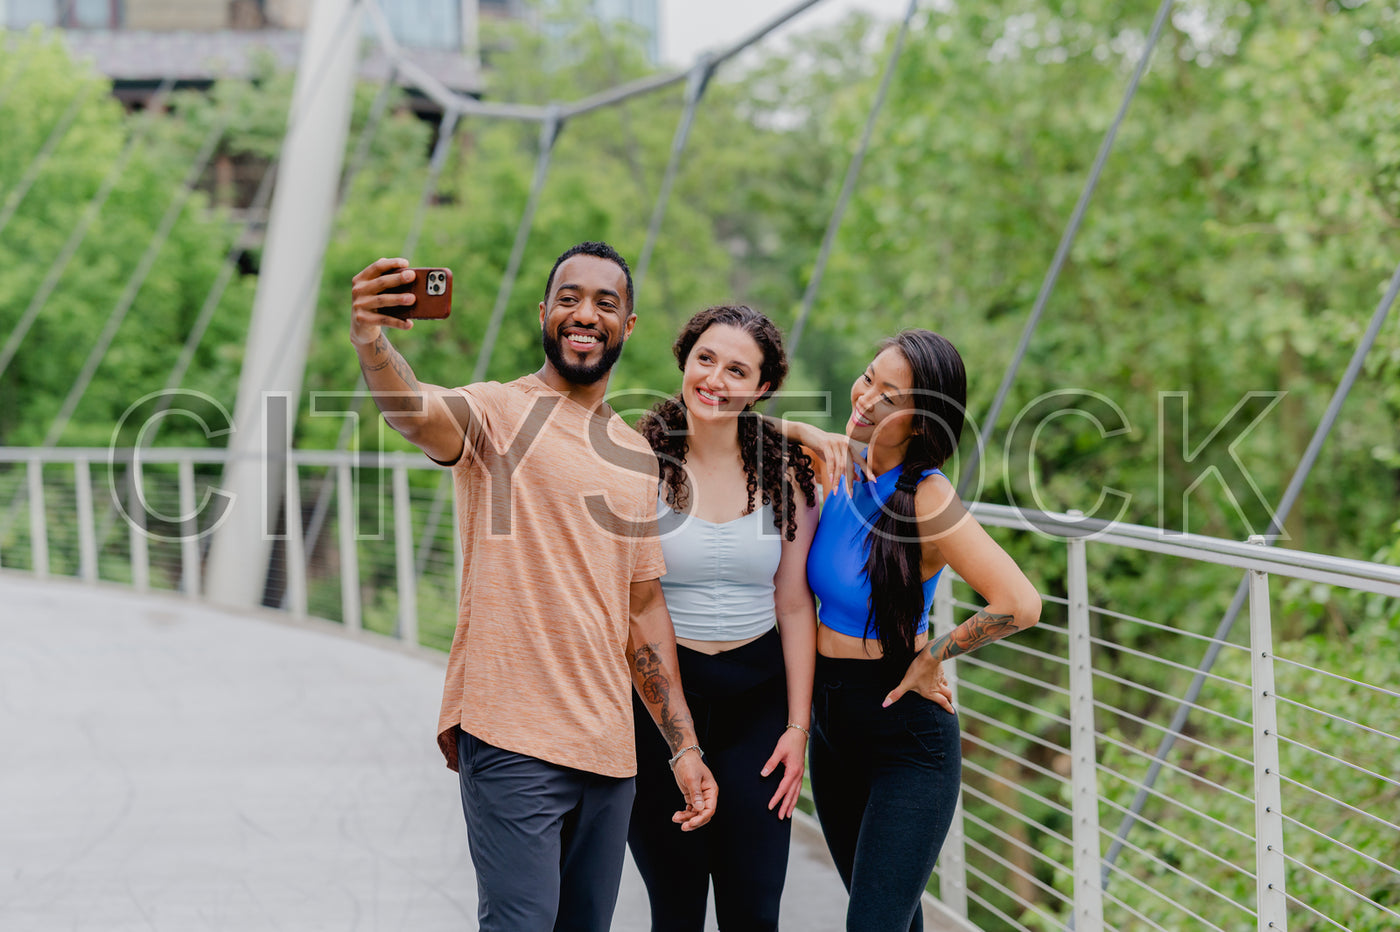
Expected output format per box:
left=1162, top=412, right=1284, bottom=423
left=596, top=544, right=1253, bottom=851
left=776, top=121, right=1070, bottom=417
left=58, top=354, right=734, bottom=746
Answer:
left=350, top=257, right=469, bottom=464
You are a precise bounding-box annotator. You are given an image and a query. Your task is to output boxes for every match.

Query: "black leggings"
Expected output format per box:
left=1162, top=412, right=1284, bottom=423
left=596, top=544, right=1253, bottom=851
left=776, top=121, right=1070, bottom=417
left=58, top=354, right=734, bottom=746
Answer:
left=809, top=654, right=962, bottom=932
left=628, top=628, right=792, bottom=932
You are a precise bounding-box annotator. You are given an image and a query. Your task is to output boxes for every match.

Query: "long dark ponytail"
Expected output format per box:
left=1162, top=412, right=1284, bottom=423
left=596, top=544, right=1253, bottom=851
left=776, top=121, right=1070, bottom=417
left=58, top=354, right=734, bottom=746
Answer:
left=864, top=330, right=967, bottom=660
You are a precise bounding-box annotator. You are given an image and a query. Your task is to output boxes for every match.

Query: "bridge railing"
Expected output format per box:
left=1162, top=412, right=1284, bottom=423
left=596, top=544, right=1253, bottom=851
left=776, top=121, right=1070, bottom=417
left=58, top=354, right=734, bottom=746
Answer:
left=2, top=445, right=1397, bottom=932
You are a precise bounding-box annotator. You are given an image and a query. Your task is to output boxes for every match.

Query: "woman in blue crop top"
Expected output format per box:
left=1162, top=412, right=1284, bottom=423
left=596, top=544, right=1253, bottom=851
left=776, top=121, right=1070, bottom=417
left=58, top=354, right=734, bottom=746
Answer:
left=797, top=330, right=1042, bottom=932
left=628, top=306, right=821, bottom=932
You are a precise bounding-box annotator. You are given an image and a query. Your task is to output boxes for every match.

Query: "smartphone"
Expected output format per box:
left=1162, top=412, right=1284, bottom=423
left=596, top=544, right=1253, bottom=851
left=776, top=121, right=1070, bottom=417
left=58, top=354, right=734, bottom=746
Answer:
left=383, top=267, right=453, bottom=320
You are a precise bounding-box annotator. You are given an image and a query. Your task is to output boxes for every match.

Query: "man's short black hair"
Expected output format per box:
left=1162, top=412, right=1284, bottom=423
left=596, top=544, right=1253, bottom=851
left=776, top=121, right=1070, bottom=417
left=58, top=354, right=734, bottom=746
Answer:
left=543, top=241, right=635, bottom=314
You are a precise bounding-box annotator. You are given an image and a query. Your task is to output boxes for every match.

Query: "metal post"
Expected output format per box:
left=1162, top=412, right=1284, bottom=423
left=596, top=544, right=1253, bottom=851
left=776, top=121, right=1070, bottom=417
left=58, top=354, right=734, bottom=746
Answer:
left=127, top=460, right=149, bottom=592
left=27, top=460, right=48, bottom=578
left=392, top=462, right=417, bottom=645
left=74, top=458, right=96, bottom=582
left=337, top=462, right=361, bottom=631
left=206, top=0, right=362, bottom=607
left=932, top=570, right=969, bottom=918
left=1247, top=535, right=1287, bottom=931
left=1066, top=517, right=1104, bottom=932
left=178, top=459, right=200, bottom=597
left=283, top=457, right=308, bottom=616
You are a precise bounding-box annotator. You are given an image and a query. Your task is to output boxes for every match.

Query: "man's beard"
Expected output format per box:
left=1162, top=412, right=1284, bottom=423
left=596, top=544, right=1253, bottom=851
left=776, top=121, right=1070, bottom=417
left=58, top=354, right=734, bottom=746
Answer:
left=541, top=327, right=625, bottom=385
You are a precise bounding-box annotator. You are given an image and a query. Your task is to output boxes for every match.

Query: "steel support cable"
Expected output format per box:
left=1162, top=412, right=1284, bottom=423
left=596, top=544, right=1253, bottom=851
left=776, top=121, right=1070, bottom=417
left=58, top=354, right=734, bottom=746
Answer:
left=1094, top=816, right=1255, bottom=893
left=956, top=0, right=1178, bottom=497
left=1278, top=853, right=1400, bottom=924
left=956, top=653, right=1071, bottom=696
left=1089, top=667, right=1252, bottom=729
left=965, top=886, right=1067, bottom=932
left=1077, top=843, right=1252, bottom=927
left=961, top=760, right=1072, bottom=818
left=1274, top=732, right=1399, bottom=788
left=1279, top=895, right=1352, bottom=932
left=1095, top=790, right=1256, bottom=860
left=962, top=838, right=1073, bottom=910
left=963, top=810, right=1074, bottom=874
left=1273, top=653, right=1400, bottom=701
left=301, top=99, right=464, bottom=587
left=960, top=732, right=1067, bottom=783
left=633, top=55, right=716, bottom=295
left=0, top=86, right=145, bottom=381
left=0, top=83, right=91, bottom=235
left=956, top=681, right=1070, bottom=722
left=1273, top=692, right=1400, bottom=744
left=401, top=107, right=463, bottom=261
left=1099, top=700, right=1254, bottom=766
left=148, top=0, right=380, bottom=434
left=1099, top=258, right=1400, bottom=891
left=276, top=78, right=450, bottom=599
left=1087, top=635, right=1251, bottom=689
left=1089, top=603, right=1250, bottom=650
left=472, top=108, right=565, bottom=384
left=339, top=62, right=399, bottom=205
left=955, top=681, right=1071, bottom=727
left=43, top=106, right=229, bottom=447
left=1276, top=771, right=1400, bottom=834
left=1094, top=733, right=1254, bottom=804
left=787, top=0, right=920, bottom=362
left=99, top=2, right=377, bottom=570
left=1097, top=890, right=1179, bottom=932
left=1280, top=812, right=1400, bottom=881
left=364, top=109, right=565, bottom=587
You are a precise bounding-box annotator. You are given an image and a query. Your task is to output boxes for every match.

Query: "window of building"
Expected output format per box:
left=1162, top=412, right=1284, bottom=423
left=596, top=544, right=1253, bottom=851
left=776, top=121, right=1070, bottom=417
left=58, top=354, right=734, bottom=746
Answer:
left=6, top=0, right=123, bottom=29
left=376, top=0, right=461, bottom=51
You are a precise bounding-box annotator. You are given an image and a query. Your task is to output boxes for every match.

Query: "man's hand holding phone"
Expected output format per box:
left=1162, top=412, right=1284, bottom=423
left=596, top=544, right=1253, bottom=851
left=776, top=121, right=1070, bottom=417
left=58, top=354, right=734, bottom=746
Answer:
left=350, top=258, right=453, bottom=347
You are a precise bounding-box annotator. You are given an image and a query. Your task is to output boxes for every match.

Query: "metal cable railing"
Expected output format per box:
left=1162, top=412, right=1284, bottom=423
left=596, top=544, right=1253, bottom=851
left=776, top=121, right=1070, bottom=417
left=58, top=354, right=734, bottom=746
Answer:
left=3, top=445, right=1399, bottom=932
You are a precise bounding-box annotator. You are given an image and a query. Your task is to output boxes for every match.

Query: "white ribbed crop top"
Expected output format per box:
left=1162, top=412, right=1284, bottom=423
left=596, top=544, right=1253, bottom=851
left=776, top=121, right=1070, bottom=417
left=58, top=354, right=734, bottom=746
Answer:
left=656, top=495, right=782, bottom=641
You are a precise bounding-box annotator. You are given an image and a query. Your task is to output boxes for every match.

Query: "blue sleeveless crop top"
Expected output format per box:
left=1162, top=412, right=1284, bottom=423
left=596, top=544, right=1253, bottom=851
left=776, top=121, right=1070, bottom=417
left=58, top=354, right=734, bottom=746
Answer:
left=807, top=464, right=944, bottom=639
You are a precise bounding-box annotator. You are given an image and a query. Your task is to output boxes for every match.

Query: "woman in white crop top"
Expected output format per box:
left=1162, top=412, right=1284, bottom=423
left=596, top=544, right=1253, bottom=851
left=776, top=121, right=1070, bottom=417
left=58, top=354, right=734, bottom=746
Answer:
left=628, top=305, right=820, bottom=931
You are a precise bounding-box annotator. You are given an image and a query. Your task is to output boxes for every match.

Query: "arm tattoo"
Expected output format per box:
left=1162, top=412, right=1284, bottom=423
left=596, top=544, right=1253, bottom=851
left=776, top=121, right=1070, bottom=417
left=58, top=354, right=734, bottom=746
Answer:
left=391, top=350, right=420, bottom=393
left=627, top=642, right=690, bottom=752
left=359, top=334, right=420, bottom=392
left=360, top=334, right=393, bottom=372
left=927, top=610, right=1019, bottom=662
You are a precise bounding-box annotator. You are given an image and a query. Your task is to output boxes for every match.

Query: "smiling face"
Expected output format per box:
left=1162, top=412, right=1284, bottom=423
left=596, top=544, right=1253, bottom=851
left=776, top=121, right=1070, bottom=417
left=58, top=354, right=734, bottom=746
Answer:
left=847, top=345, right=918, bottom=452
left=538, top=254, right=635, bottom=386
left=680, top=323, right=771, bottom=422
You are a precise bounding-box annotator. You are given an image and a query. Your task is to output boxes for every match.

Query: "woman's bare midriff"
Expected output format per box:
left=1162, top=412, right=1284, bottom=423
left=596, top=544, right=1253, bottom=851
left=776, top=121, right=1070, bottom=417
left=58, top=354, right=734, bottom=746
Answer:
left=676, top=632, right=765, bottom=655
left=817, top=623, right=928, bottom=659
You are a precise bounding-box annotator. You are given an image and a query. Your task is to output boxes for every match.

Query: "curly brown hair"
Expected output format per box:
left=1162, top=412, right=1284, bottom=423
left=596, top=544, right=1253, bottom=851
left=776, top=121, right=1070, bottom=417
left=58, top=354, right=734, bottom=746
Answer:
left=638, top=306, right=818, bottom=541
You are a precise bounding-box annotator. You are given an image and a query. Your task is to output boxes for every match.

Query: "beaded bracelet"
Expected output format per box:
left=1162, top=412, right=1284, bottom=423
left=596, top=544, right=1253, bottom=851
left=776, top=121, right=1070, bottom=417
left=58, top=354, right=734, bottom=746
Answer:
left=668, top=744, right=703, bottom=770
left=785, top=723, right=810, bottom=739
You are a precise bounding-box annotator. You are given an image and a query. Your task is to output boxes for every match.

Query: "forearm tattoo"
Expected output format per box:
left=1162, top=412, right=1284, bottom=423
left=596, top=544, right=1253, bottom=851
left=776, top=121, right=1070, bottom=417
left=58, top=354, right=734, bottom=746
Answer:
left=927, top=610, right=1019, bottom=662
left=361, top=334, right=392, bottom=372
left=360, top=334, right=420, bottom=393
left=628, top=642, right=690, bottom=752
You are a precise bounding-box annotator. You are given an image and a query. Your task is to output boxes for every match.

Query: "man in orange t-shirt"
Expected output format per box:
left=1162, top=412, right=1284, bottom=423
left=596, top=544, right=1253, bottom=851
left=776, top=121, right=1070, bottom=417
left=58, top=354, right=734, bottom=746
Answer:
left=349, top=242, right=717, bottom=932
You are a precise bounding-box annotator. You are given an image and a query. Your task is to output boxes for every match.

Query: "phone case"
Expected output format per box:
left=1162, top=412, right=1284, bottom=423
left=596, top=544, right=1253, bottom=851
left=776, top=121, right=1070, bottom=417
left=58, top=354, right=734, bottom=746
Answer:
left=384, top=267, right=452, bottom=319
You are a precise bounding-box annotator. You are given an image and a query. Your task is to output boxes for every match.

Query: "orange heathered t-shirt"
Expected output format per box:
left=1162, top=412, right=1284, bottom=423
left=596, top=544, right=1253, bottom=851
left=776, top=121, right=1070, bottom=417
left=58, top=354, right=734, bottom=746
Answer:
left=435, top=374, right=665, bottom=778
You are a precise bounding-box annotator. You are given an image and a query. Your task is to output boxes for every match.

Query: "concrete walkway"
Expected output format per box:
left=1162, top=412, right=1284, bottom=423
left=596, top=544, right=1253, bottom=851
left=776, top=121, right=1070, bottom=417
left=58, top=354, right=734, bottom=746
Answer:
left=0, top=574, right=872, bottom=931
